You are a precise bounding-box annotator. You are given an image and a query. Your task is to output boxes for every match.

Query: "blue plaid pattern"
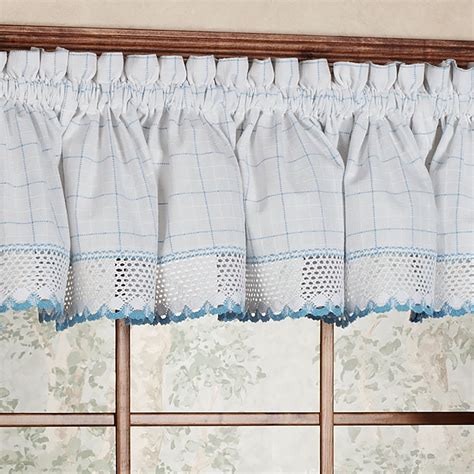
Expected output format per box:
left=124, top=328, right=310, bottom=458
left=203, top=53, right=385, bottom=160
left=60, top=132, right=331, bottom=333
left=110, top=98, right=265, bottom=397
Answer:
left=0, top=49, right=472, bottom=330
left=344, top=114, right=437, bottom=252
left=430, top=118, right=473, bottom=255
left=237, top=109, right=344, bottom=258
left=0, top=100, right=69, bottom=249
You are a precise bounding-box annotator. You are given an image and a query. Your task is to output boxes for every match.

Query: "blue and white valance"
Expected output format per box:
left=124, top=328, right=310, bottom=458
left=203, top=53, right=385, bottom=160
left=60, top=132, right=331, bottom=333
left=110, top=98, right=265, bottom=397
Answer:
left=0, top=48, right=472, bottom=330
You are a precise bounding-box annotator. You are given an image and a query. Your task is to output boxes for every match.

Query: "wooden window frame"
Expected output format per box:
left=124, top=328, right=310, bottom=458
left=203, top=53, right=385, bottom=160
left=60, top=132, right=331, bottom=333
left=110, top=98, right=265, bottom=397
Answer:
left=0, top=24, right=473, bottom=474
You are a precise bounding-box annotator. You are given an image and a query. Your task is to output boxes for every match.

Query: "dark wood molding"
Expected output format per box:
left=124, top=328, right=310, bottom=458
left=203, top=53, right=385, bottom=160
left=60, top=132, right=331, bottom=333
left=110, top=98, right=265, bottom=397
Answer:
left=0, top=24, right=472, bottom=66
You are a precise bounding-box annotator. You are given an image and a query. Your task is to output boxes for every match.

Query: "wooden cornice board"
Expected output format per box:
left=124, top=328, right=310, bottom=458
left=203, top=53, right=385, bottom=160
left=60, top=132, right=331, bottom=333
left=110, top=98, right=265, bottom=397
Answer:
left=0, top=24, right=472, bottom=66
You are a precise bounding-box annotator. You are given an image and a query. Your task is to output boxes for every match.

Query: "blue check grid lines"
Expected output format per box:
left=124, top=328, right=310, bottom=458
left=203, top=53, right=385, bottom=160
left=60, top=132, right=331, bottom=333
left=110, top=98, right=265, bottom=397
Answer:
left=0, top=49, right=473, bottom=330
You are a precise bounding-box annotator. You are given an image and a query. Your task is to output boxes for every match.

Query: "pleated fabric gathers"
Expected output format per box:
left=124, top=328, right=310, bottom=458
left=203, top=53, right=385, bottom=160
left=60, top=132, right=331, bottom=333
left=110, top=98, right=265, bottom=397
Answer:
left=0, top=48, right=472, bottom=331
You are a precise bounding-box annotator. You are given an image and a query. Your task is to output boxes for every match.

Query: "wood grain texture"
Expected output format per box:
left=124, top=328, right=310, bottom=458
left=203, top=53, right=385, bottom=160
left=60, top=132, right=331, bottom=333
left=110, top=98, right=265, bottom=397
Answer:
left=320, top=322, right=334, bottom=474
left=115, top=320, right=131, bottom=474
left=334, top=412, right=474, bottom=425
left=131, top=412, right=320, bottom=426
left=1, top=411, right=472, bottom=427
left=0, top=24, right=472, bottom=65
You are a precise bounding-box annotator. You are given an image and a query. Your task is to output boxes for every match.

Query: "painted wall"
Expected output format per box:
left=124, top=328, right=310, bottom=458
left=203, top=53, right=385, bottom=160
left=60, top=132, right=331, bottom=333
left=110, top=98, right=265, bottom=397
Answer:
left=0, top=0, right=472, bottom=40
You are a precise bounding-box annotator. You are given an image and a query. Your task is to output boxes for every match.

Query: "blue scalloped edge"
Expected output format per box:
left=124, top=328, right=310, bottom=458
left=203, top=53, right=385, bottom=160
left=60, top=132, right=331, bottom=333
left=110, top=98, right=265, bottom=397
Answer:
left=1, top=295, right=346, bottom=331
left=345, top=297, right=474, bottom=325
left=52, top=300, right=348, bottom=331
left=412, top=302, right=474, bottom=321
left=0, top=294, right=472, bottom=331
left=346, top=298, right=434, bottom=325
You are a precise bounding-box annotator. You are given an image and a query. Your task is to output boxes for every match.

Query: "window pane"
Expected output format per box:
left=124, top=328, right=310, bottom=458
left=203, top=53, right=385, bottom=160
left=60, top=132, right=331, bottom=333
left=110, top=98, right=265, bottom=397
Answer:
left=0, top=427, right=115, bottom=472
left=335, top=312, right=473, bottom=411
left=0, top=309, right=115, bottom=412
left=132, top=426, right=319, bottom=473
left=335, top=426, right=473, bottom=472
left=131, top=318, right=320, bottom=412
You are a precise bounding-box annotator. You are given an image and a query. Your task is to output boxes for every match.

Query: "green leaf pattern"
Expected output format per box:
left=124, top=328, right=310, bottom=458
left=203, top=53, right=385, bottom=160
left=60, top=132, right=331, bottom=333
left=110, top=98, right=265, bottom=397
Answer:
left=0, top=310, right=472, bottom=472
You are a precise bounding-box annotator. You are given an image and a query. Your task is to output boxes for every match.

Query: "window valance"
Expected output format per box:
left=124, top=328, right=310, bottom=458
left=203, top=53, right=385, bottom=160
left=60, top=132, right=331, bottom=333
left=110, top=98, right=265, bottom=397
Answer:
left=0, top=48, right=472, bottom=331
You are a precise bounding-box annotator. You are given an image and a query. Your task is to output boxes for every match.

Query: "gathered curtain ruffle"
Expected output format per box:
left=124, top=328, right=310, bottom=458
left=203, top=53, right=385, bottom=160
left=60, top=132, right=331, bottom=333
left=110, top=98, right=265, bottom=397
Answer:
left=0, top=47, right=472, bottom=331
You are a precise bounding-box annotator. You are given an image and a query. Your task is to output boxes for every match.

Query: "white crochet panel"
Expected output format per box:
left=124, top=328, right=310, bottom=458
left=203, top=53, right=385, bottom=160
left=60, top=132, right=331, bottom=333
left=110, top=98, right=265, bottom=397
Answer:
left=155, top=252, right=246, bottom=318
left=435, top=256, right=474, bottom=314
left=345, top=249, right=437, bottom=317
left=64, top=256, right=157, bottom=321
left=246, top=254, right=344, bottom=316
left=0, top=247, right=69, bottom=311
left=62, top=252, right=246, bottom=326
left=59, top=251, right=344, bottom=327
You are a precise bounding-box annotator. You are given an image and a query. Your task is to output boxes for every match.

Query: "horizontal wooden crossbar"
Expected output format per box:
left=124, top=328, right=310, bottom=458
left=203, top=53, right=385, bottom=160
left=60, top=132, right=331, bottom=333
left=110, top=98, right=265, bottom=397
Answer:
left=0, top=24, right=472, bottom=66
left=334, top=412, right=474, bottom=426
left=131, top=412, right=320, bottom=426
left=0, top=411, right=472, bottom=427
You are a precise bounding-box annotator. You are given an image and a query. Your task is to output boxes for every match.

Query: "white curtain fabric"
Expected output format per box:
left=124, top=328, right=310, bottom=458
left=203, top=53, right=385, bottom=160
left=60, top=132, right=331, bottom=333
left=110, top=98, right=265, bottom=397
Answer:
left=0, top=48, right=472, bottom=331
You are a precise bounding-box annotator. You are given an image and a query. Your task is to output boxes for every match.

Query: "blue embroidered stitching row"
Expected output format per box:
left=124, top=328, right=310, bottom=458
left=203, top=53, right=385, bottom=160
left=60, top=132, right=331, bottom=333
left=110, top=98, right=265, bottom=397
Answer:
left=8, top=244, right=469, bottom=263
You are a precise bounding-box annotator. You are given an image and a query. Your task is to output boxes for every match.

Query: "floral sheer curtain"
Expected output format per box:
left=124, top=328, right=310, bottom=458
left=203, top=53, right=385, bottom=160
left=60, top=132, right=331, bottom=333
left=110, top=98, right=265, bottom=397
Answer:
left=0, top=48, right=472, bottom=331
